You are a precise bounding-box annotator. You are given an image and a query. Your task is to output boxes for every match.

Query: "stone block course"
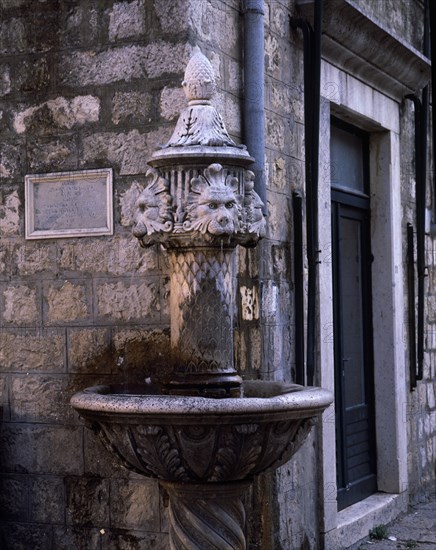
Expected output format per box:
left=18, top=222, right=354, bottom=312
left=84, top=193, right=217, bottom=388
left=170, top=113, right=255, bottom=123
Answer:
left=112, top=90, right=153, bottom=125
left=0, top=522, right=52, bottom=550
left=58, top=236, right=158, bottom=276
left=52, top=526, right=102, bottom=550
left=30, top=475, right=65, bottom=524
left=0, top=188, right=21, bottom=235
left=0, top=329, right=65, bottom=373
left=67, top=327, right=112, bottom=374
left=110, top=478, right=160, bottom=530
left=108, top=0, right=147, bottom=42
left=13, top=95, right=101, bottom=135
left=13, top=57, right=50, bottom=94
left=27, top=135, right=79, bottom=172
left=12, top=242, right=59, bottom=277
left=95, top=278, right=161, bottom=323
left=10, top=375, right=74, bottom=423
left=0, top=475, right=28, bottom=521
left=57, top=42, right=190, bottom=88
left=82, top=129, right=150, bottom=175
left=2, top=282, right=39, bottom=326
left=0, top=424, right=83, bottom=475
left=65, top=476, right=110, bottom=526
left=44, top=280, right=91, bottom=325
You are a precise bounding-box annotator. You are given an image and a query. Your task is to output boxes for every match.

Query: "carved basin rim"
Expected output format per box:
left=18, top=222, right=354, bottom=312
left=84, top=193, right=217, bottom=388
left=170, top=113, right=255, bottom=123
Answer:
left=71, top=380, right=333, bottom=425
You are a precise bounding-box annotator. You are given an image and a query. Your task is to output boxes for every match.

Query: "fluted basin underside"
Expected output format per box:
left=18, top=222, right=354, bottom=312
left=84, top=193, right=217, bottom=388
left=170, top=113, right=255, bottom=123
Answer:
left=71, top=381, right=332, bottom=483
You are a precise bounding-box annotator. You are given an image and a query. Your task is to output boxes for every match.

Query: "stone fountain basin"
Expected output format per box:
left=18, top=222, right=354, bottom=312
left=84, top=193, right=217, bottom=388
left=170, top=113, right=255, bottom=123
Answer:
left=71, top=381, right=333, bottom=483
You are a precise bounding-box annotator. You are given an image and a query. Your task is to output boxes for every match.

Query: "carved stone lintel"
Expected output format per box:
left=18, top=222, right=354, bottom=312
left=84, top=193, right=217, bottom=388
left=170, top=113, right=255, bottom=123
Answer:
left=161, top=481, right=249, bottom=550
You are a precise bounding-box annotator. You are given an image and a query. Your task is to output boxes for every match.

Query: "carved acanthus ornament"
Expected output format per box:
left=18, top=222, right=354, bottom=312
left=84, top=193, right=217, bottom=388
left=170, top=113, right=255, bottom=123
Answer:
left=164, top=47, right=238, bottom=148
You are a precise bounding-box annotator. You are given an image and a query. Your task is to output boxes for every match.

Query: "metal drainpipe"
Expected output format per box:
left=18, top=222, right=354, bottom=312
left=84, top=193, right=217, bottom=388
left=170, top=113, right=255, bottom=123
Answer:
left=291, top=0, right=323, bottom=386
left=242, top=0, right=267, bottom=214
left=406, top=0, right=430, bottom=384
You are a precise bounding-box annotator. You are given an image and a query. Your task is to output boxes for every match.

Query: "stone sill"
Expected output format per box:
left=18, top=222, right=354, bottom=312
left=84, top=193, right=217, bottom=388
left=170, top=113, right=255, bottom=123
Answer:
left=296, top=0, right=431, bottom=100
left=323, top=492, right=408, bottom=550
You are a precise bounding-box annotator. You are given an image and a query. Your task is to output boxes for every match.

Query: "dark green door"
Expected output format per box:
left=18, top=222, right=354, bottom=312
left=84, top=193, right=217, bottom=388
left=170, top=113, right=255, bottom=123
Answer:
left=331, top=120, right=377, bottom=510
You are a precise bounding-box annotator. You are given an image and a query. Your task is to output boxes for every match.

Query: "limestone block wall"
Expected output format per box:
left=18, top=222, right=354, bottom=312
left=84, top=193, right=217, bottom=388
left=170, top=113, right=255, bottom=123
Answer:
left=0, top=0, right=194, bottom=547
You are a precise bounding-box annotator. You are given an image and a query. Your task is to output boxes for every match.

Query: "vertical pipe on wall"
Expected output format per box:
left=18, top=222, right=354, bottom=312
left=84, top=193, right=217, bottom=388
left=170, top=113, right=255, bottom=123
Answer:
left=291, top=0, right=323, bottom=385
left=242, top=0, right=267, bottom=213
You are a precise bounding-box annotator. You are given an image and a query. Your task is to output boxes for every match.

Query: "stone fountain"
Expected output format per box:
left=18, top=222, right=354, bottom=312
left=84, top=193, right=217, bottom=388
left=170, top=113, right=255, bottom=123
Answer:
left=71, top=48, right=333, bottom=549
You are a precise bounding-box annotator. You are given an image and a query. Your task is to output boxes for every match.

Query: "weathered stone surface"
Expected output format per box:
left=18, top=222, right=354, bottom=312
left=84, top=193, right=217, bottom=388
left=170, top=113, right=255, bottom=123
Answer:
left=65, top=477, right=110, bottom=525
left=82, top=130, right=149, bottom=175
left=105, top=531, right=169, bottom=550
left=108, top=0, right=146, bottom=41
left=0, top=189, right=20, bottom=235
left=267, top=191, right=291, bottom=241
left=0, top=330, right=65, bottom=372
left=111, top=327, right=170, bottom=374
left=190, top=1, right=238, bottom=55
left=58, top=42, right=189, bottom=87
left=53, top=527, right=102, bottom=550
left=30, top=476, right=64, bottom=524
left=14, top=57, right=50, bottom=93
left=0, top=64, right=11, bottom=96
left=46, top=281, right=90, bottom=324
left=153, top=0, right=190, bottom=34
left=0, top=523, right=52, bottom=550
left=68, top=328, right=112, bottom=374
left=159, top=86, right=186, bottom=121
left=0, top=14, right=58, bottom=55
left=0, top=477, right=28, bottom=521
left=11, top=375, right=73, bottom=423
left=0, top=424, right=83, bottom=474
left=112, top=91, right=152, bottom=125
left=110, top=478, right=160, bottom=529
left=63, top=5, right=98, bottom=49
left=59, top=236, right=158, bottom=275
left=13, top=95, right=100, bottom=135
left=95, top=279, right=160, bottom=322
left=27, top=136, right=78, bottom=172
left=0, top=140, right=25, bottom=179
left=13, top=242, right=58, bottom=276
left=84, top=427, right=126, bottom=478
left=3, top=284, right=39, bottom=325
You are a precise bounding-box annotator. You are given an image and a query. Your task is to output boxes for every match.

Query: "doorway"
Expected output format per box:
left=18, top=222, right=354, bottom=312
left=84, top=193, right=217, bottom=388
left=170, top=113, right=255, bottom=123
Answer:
left=330, top=119, right=377, bottom=510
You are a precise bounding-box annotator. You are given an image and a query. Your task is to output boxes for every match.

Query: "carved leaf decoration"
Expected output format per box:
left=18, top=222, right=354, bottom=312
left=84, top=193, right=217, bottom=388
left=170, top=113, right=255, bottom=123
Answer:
left=164, top=105, right=238, bottom=148
left=211, top=424, right=262, bottom=481
left=134, top=426, right=189, bottom=481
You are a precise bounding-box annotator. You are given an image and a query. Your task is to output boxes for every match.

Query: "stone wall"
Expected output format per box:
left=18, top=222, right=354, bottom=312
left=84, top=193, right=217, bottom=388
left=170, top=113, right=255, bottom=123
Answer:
left=0, top=0, right=191, bottom=547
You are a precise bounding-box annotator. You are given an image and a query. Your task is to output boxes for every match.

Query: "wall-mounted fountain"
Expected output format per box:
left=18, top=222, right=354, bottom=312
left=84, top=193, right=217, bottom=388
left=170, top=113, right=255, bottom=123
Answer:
left=71, top=48, right=333, bottom=549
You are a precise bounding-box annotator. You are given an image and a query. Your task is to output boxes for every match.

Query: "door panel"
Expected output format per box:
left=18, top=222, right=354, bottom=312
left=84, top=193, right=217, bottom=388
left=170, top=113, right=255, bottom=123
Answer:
left=332, top=200, right=377, bottom=510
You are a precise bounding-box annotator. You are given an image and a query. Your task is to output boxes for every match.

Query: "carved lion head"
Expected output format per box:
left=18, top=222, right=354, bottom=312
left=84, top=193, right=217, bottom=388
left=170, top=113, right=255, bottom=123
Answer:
left=184, top=164, right=243, bottom=236
left=132, top=168, right=173, bottom=240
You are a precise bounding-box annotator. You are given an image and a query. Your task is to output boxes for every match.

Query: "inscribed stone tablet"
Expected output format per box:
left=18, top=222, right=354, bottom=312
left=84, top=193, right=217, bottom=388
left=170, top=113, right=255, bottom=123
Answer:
left=25, top=169, right=113, bottom=239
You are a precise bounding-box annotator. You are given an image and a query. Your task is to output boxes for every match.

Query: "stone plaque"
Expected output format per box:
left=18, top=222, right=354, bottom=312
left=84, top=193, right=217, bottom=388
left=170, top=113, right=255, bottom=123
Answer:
left=25, top=169, right=113, bottom=239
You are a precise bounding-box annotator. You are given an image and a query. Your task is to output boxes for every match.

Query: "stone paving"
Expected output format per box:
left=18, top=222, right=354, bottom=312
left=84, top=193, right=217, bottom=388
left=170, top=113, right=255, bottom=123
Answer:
left=347, top=497, right=436, bottom=550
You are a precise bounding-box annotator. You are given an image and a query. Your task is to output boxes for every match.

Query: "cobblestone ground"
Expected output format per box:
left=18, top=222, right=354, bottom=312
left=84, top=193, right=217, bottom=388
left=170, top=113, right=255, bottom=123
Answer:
left=347, top=497, right=436, bottom=550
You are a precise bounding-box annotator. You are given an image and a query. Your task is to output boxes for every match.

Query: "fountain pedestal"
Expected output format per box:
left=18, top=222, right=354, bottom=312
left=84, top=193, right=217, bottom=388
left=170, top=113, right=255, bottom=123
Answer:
left=71, top=48, right=333, bottom=549
left=162, top=481, right=249, bottom=549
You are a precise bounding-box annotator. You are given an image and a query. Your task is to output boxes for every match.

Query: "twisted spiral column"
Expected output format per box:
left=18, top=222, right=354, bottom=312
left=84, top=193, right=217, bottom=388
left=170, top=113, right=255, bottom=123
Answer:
left=161, top=481, right=249, bottom=550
